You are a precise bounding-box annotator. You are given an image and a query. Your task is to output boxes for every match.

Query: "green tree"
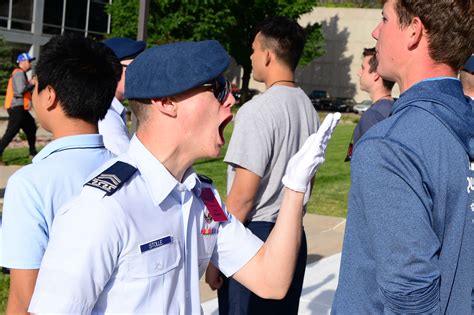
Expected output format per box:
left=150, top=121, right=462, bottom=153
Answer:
left=0, top=37, right=15, bottom=95
left=107, top=0, right=325, bottom=101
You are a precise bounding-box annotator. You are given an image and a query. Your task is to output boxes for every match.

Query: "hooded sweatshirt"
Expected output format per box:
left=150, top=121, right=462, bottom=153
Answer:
left=332, top=78, right=474, bottom=314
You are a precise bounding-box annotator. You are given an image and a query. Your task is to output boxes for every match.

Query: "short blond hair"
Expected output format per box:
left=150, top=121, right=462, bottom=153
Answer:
left=128, top=99, right=151, bottom=128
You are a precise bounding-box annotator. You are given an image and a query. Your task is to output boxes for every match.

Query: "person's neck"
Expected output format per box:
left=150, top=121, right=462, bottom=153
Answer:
left=397, top=58, right=457, bottom=93
left=264, top=68, right=295, bottom=89
left=369, top=87, right=392, bottom=103
left=51, top=119, right=98, bottom=139
left=136, top=127, right=192, bottom=183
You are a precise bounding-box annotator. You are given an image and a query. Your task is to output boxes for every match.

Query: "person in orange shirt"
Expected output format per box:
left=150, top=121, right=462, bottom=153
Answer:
left=0, top=53, right=37, bottom=164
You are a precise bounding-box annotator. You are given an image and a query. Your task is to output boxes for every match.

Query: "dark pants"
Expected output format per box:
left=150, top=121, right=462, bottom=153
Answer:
left=0, top=106, right=37, bottom=157
left=218, top=221, right=307, bottom=315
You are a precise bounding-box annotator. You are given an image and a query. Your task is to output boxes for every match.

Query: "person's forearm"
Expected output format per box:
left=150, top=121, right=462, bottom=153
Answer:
left=251, top=188, right=304, bottom=298
left=7, top=269, right=39, bottom=315
left=232, top=188, right=304, bottom=299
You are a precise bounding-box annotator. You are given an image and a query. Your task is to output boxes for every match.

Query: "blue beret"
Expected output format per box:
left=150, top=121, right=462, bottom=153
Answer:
left=463, top=55, right=474, bottom=74
left=125, top=40, right=230, bottom=99
left=103, top=37, right=146, bottom=60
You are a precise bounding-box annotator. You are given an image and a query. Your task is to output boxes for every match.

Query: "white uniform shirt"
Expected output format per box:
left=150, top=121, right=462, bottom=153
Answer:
left=98, top=97, right=130, bottom=155
left=30, top=136, right=263, bottom=314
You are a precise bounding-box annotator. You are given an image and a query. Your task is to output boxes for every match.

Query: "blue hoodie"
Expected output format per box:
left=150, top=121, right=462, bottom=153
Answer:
left=332, top=78, right=474, bottom=314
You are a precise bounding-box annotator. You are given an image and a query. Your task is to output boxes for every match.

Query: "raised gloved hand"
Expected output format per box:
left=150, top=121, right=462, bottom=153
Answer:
left=282, top=112, right=341, bottom=192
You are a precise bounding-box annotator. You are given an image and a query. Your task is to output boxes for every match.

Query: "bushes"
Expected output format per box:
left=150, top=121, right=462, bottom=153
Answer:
left=0, top=37, right=15, bottom=95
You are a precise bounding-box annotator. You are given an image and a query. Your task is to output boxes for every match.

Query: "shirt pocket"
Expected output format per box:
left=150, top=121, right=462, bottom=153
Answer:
left=126, top=240, right=181, bottom=279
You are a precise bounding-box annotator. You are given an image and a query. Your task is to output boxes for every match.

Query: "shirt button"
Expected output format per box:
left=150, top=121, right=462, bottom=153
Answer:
left=155, top=262, right=162, bottom=270
left=185, top=291, right=190, bottom=298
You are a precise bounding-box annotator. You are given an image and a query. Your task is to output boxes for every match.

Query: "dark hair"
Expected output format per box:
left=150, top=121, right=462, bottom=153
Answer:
left=382, top=0, right=473, bottom=70
left=363, top=47, right=395, bottom=91
left=256, top=16, right=306, bottom=71
left=35, top=34, right=121, bottom=124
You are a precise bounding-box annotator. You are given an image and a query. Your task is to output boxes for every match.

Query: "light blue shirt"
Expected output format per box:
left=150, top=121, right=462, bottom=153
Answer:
left=98, top=97, right=130, bottom=155
left=29, top=136, right=263, bottom=314
left=1, top=134, right=114, bottom=269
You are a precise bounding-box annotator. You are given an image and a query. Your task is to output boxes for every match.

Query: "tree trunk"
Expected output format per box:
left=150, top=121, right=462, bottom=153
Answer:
left=239, top=63, right=252, bottom=104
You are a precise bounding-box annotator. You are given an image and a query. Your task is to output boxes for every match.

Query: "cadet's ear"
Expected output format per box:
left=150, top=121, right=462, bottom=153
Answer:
left=44, top=85, right=58, bottom=111
left=372, top=71, right=381, bottom=82
left=265, top=49, right=273, bottom=67
left=407, top=16, right=423, bottom=50
left=151, top=97, right=177, bottom=118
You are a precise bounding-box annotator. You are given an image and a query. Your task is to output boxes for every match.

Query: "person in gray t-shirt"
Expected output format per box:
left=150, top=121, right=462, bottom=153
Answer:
left=205, top=16, right=319, bottom=315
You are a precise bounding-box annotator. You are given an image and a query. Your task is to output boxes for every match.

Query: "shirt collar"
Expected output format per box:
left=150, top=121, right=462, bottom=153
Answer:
left=111, top=97, right=127, bottom=115
left=410, top=76, right=459, bottom=89
left=33, top=134, right=105, bottom=162
left=127, top=136, right=201, bottom=206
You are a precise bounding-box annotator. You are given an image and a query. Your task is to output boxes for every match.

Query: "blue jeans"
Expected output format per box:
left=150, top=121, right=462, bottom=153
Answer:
left=217, top=221, right=307, bottom=315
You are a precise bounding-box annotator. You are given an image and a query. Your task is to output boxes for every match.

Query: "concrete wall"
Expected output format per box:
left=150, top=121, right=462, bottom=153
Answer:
left=244, top=7, right=399, bottom=102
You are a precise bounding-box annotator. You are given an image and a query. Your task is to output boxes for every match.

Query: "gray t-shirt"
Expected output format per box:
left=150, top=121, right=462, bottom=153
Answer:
left=225, top=85, right=320, bottom=223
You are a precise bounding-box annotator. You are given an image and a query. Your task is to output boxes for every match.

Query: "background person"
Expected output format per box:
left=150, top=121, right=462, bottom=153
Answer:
left=1, top=34, right=120, bottom=314
left=332, top=0, right=473, bottom=313
left=0, top=53, right=37, bottom=164
left=28, top=40, right=340, bottom=314
left=345, top=47, right=395, bottom=161
left=101, top=37, right=146, bottom=155
left=460, top=55, right=474, bottom=99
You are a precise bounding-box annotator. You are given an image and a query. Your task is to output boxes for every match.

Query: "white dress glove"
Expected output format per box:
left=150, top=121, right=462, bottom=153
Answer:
left=282, top=112, right=341, bottom=192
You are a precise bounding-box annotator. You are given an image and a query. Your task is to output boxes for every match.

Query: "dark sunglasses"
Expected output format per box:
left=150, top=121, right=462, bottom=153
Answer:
left=202, top=75, right=231, bottom=103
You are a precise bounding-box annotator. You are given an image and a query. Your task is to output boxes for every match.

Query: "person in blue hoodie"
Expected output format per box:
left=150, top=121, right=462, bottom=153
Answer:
left=332, top=0, right=473, bottom=314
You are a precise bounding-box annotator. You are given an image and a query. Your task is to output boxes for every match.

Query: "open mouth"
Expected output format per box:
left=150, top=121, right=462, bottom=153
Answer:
left=218, top=114, right=233, bottom=145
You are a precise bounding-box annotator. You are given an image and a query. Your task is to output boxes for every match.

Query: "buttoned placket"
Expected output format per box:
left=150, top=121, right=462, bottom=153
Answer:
left=176, top=182, right=194, bottom=313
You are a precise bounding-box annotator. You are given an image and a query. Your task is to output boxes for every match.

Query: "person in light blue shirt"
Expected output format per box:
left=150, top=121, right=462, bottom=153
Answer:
left=29, top=40, right=341, bottom=314
left=100, top=37, right=146, bottom=155
left=1, top=34, right=120, bottom=314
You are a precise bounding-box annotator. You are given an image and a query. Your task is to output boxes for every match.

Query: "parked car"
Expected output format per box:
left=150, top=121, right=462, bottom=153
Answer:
left=308, top=90, right=353, bottom=112
left=232, top=86, right=260, bottom=103
left=337, top=97, right=356, bottom=112
left=353, top=100, right=372, bottom=114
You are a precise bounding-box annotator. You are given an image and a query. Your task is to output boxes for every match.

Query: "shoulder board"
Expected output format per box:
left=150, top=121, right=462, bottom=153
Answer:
left=197, top=174, right=213, bottom=184
left=85, top=161, right=137, bottom=196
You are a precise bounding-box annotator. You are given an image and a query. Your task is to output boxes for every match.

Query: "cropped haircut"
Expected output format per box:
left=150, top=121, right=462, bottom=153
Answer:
left=382, top=0, right=473, bottom=70
left=35, top=34, right=121, bottom=124
left=256, top=16, right=306, bottom=71
left=363, top=47, right=395, bottom=91
left=128, top=99, right=151, bottom=129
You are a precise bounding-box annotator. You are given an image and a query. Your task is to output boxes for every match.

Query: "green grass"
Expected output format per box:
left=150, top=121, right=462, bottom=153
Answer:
left=0, top=273, right=8, bottom=312
left=308, top=123, right=352, bottom=217
left=194, top=115, right=355, bottom=218
left=2, top=147, right=36, bottom=165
